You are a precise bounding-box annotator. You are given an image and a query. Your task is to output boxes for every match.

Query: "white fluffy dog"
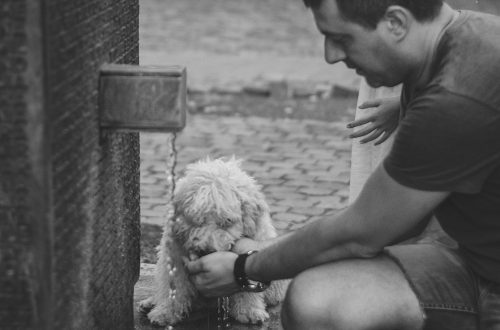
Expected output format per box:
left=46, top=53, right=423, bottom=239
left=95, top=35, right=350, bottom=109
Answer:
left=139, top=157, right=288, bottom=326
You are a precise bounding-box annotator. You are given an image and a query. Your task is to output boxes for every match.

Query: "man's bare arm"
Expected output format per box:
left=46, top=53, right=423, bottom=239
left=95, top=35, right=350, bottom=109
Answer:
left=186, top=165, right=449, bottom=296
left=245, top=165, right=449, bottom=281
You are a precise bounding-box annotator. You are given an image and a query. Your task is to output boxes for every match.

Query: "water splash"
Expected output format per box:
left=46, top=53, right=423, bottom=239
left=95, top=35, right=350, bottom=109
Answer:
left=217, top=296, right=231, bottom=329
left=165, top=132, right=179, bottom=328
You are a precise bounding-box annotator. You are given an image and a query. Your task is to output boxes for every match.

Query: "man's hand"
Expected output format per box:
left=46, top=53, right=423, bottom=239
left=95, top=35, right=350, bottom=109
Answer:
left=348, top=97, right=400, bottom=145
left=185, top=251, right=240, bottom=297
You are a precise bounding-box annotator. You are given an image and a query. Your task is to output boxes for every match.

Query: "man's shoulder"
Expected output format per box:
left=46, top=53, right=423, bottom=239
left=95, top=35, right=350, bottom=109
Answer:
left=431, top=11, right=500, bottom=109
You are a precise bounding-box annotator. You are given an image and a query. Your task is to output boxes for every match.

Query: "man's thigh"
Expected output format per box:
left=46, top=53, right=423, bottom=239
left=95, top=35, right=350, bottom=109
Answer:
left=285, top=255, right=425, bottom=330
left=385, top=243, right=479, bottom=330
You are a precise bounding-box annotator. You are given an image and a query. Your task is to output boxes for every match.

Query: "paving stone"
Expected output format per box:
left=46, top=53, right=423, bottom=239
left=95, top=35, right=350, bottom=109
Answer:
left=311, top=180, right=348, bottom=192
left=276, top=198, right=318, bottom=209
left=258, top=178, right=286, bottom=187
left=269, top=204, right=291, bottom=214
left=314, top=195, right=347, bottom=210
left=296, top=162, right=332, bottom=172
left=298, top=187, right=335, bottom=196
left=325, top=140, right=353, bottom=151
left=263, top=186, right=300, bottom=195
left=306, top=170, right=339, bottom=179
left=266, top=161, right=299, bottom=170
left=289, top=206, right=325, bottom=217
left=281, top=179, right=316, bottom=188
left=281, top=173, right=318, bottom=183
left=272, top=212, right=309, bottom=224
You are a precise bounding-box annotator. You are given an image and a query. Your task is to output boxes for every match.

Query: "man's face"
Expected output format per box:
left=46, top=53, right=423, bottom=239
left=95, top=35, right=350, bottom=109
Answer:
left=312, top=0, right=405, bottom=87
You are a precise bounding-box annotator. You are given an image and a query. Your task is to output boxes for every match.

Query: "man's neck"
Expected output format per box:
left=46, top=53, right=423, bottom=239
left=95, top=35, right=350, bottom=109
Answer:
left=406, top=4, right=459, bottom=90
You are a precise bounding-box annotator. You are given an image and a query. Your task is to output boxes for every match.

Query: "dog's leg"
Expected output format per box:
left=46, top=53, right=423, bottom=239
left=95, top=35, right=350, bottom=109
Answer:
left=230, top=292, right=269, bottom=324
left=138, top=296, right=155, bottom=313
left=141, top=227, right=197, bottom=326
left=264, top=279, right=290, bottom=306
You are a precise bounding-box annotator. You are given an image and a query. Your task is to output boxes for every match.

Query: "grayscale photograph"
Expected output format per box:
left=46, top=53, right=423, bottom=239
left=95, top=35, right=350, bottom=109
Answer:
left=1, top=0, right=500, bottom=329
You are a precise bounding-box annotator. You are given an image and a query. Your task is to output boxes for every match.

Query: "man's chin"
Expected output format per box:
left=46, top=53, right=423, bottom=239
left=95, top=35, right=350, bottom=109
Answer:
left=365, top=78, right=384, bottom=88
left=365, top=77, right=399, bottom=88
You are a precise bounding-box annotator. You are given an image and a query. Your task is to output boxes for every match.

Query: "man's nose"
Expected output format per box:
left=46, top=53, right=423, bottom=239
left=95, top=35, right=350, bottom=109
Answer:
left=324, top=39, right=346, bottom=64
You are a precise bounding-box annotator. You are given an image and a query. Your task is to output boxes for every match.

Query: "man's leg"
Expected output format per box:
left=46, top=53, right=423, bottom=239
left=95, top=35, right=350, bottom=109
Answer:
left=281, top=255, right=424, bottom=330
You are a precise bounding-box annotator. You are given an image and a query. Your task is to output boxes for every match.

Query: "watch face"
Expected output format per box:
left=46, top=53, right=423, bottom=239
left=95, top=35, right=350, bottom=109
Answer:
left=243, top=280, right=270, bottom=293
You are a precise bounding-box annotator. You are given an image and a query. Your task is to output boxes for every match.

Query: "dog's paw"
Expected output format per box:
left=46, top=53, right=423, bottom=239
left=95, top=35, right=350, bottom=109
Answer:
left=147, top=306, right=172, bottom=327
left=234, top=308, right=270, bottom=324
left=138, top=297, right=155, bottom=314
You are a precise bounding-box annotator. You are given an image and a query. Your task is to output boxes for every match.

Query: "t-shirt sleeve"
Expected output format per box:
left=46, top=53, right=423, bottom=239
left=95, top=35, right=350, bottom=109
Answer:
left=384, top=87, right=500, bottom=194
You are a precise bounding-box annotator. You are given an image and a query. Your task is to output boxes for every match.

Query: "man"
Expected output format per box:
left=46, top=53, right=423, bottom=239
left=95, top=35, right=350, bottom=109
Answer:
left=186, top=1, right=500, bottom=328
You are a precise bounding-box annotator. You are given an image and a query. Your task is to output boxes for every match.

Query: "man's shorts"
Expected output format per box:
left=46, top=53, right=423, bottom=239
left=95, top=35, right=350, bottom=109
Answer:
left=384, top=243, right=500, bottom=330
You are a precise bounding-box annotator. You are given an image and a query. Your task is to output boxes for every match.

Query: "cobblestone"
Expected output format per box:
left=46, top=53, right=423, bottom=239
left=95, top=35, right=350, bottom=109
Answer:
left=272, top=212, right=309, bottom=224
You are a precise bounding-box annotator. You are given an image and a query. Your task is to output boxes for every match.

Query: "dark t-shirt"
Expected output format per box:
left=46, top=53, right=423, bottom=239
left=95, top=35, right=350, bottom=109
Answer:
left=384, top=11, right=500, bottom=283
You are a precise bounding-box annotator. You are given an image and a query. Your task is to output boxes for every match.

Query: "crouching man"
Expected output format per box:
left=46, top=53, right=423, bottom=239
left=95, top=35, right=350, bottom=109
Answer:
left=186, top=1, right=500, bottom=329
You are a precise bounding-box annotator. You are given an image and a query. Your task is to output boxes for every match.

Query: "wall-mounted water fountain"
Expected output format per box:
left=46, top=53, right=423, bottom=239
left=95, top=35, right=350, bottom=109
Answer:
left=99, top=64, right=186, bottom=133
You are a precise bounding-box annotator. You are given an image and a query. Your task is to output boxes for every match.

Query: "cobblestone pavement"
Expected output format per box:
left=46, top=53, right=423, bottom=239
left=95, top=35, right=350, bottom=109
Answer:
left=140, top=114, right=352, bottom=233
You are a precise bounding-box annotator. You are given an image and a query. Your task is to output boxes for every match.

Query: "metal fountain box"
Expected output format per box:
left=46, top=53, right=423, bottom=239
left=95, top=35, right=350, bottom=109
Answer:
left=99, top=64, right=187, bottom=132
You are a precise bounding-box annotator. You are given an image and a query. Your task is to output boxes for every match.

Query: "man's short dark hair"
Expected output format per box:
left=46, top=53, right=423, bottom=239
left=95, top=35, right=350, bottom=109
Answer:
left=303, top=0, right=444, bottom=29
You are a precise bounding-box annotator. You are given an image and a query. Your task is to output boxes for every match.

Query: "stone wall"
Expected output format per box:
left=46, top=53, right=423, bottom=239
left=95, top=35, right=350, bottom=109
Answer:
left=0, top=0, right=141, bottom=329
left=0, top=1, right=47, bottom=328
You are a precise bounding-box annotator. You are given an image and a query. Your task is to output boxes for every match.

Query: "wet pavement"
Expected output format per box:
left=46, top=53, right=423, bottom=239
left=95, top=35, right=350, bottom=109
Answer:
left=135, top=0, right=360, bottom=328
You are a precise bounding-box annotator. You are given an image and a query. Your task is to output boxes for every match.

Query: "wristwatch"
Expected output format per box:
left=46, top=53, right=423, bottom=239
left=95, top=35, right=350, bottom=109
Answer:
left=233, top=250, right=271, bottom=292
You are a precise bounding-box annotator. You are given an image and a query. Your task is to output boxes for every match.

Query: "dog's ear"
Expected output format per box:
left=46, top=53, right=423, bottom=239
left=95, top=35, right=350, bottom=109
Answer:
left=241, top=201, right=259, bottom=237
left=241, top=190, right=271, bottom=237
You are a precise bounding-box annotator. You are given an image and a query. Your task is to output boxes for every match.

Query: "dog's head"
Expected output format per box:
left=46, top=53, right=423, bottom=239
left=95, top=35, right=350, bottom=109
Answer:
left=172, top=157, right=269, bottom=258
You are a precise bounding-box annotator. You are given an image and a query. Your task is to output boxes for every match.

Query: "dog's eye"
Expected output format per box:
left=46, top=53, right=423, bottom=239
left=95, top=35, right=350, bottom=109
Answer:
left=226, top=218, right=233, bottom=224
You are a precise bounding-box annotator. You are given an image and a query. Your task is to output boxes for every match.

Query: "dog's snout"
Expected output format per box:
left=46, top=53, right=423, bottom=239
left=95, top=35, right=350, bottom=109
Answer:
left=190, top=246, right=215, bottom=258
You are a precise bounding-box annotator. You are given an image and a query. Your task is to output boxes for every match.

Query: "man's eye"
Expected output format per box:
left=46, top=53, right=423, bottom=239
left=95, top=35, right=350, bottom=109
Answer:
left=329, top=35, right=349, bottom=46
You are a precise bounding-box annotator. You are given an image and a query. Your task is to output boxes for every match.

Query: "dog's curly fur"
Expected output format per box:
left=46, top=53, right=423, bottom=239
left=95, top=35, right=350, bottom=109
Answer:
left=139, top=157, right=288, bottom=326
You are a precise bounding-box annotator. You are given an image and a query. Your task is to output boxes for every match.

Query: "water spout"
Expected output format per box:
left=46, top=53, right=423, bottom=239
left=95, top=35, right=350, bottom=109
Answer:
left=98, top=64, right=186, bottom=133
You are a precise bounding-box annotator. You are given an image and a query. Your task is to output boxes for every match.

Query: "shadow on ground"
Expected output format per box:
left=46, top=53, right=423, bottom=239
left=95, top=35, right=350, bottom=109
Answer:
left=189, top=89, right=357, bottom=122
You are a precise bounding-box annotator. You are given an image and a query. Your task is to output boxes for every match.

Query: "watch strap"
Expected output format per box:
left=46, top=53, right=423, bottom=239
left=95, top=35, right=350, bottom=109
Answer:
left=233, top=250, right=270, bottom=292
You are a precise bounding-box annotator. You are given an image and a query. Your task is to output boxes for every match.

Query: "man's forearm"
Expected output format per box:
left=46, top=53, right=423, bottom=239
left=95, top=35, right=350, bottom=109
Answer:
left=245, top=208, right=376, bottom=282
left=243, top=165, right=448, bottom=282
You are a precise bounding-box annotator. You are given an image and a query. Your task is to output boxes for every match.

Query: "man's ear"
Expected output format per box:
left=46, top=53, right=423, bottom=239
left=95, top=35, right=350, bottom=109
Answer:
left=382, top=5, right=412, bottom=41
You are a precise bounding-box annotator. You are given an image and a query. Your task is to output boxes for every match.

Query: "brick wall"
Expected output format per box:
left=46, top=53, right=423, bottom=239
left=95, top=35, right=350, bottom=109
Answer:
left=0, top=0, right=141, bottom=329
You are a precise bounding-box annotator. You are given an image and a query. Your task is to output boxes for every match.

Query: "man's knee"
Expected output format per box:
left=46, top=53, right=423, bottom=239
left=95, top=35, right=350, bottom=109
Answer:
left=280, top=258, right=424, bottom=330
left=281, top=267, right=357, bottom=330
